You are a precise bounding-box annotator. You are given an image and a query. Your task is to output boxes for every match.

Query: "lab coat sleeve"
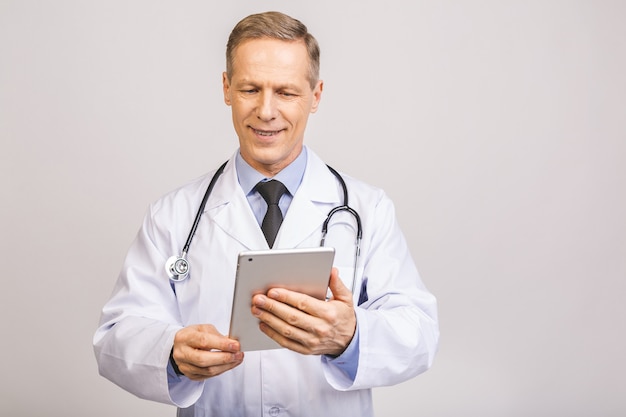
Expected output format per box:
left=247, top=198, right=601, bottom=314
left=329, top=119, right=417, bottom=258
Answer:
left=93, top=203, right=204, bottom=407
left=322, top=191, right=439, bottom=390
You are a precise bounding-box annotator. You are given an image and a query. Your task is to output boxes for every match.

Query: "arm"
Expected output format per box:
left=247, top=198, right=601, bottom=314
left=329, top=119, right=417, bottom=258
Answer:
left=252, top=192, right=439, bottom=389
left=331, top=193, right=439, bottom=389
left=93, top=204, right=243, bottom=406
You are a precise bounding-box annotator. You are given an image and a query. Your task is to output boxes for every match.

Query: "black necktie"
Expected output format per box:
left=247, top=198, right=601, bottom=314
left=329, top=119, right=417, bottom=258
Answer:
left=255, top=180, right=287, bottom=248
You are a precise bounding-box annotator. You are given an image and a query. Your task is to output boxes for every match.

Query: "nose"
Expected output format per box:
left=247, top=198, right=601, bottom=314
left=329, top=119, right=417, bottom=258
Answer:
left=257, top=91, right=277, bottom=121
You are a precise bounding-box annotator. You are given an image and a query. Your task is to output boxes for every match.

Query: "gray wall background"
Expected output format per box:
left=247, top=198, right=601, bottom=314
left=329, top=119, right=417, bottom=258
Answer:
left=1, top=1, right=625, bottom=416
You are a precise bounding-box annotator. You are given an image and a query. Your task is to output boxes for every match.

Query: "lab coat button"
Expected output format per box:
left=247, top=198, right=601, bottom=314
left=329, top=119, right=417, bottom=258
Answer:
left=269, top=406, right=280, bottom=416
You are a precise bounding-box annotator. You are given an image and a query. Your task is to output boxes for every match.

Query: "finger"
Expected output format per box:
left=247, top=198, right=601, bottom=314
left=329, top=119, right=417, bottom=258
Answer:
left=180, top=345, right=244, bottom=369
left=177, top=324, right=241, bottom=352
left=252, top=302, right=312, bottom=341
left=257, top=322, right=311, bottom=355
left=172, top=325, right=243, bottom=380
left=181, top=353, right=244, bottom=381
left=327, top=267, right=354, bottom=304
left=192, top=332, right=241, bottom=352
left=252, top=292, right=311, bottom=324
left=174, top=345, right=244, bottom=379
left=257, top=320, right=338, bottom=356
left=261, top=268, right=352, bottom=312
left=259, top=286, right=323, bottom=317
left=252, top=296, right=337, bottom=355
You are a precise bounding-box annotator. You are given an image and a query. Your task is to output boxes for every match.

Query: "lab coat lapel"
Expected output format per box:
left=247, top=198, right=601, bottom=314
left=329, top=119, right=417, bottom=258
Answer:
left=200, top=150, right=343, bottom=250
left=277, top=191, right=326, bottom=248
left=277, top=151, right=341, bottom=248
left=205, top=158, right=268, bottom=250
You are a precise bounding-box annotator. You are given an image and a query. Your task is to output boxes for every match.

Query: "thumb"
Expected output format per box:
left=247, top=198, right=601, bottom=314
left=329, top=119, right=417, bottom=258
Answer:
left=328, top=267, right=353, bottom=305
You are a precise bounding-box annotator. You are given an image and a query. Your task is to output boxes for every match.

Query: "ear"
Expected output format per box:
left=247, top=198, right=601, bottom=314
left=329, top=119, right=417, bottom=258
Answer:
left=222, top=72, right=232, bottom=106
left=310, top=80, right=323, bottom=114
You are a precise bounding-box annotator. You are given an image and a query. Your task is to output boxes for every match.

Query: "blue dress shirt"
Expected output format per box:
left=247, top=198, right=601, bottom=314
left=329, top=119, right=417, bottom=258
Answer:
left=235, top=147, right=307, bottom=226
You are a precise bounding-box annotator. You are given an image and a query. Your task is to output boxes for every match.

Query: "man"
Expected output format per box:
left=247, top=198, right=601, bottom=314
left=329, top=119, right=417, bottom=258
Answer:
left=94, top=11, right=439, bottom=417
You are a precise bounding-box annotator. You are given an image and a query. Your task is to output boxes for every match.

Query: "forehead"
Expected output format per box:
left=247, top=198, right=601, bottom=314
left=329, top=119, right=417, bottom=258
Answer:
left=230, top=38, right=310, bottom=85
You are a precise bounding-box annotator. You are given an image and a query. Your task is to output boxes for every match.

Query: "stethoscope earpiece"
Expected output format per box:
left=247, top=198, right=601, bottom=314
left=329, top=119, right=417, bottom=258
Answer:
left=166, top=255, right=190, bottom=282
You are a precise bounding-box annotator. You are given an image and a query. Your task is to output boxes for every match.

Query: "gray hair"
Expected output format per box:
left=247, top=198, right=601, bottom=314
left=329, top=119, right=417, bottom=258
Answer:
left=226, top=11, right=320, bottom=89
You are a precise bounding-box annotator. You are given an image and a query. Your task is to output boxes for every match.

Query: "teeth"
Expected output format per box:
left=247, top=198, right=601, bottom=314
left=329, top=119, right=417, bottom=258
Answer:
left=254, top=129, right=279, bottom=136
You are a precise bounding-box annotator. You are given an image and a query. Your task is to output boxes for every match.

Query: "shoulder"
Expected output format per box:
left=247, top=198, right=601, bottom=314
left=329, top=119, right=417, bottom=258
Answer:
left=337, top=171, right=384, bottom=198
left=151, top=173, right=211, bottom=212
left=324, top=165, right=389, bottom=210
left=145, top=165, right=227, bottom=229
left=307, top=148, right=390, bottom=206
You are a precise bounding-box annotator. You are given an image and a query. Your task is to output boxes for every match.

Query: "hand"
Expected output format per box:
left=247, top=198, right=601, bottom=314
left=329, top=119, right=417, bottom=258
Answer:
left=251, top=267, right=356, bottom=356
left=171, top=324, right=244, bottom=381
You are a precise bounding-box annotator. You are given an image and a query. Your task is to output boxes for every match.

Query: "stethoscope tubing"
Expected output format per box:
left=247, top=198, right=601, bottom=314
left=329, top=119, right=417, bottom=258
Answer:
left=166, top=160, right=363, bottom=291
left=181, top=161, right=228, bottom=257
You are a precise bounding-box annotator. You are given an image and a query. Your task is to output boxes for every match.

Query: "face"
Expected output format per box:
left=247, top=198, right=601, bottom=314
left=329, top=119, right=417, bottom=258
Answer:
left=223, top=38, right=323, bottom=177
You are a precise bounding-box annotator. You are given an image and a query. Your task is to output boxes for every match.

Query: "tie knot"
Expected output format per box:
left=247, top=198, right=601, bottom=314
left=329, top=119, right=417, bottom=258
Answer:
left=256, top=180, right=287, bottom=205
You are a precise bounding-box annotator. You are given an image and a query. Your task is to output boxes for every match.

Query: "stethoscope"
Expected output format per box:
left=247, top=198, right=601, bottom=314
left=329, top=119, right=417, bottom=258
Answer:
left=165, top=161, right=363, bottom=293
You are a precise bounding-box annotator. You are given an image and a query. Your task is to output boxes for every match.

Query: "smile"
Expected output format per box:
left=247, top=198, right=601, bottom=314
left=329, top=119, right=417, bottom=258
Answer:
left=252, top=128, right=283, bottom=137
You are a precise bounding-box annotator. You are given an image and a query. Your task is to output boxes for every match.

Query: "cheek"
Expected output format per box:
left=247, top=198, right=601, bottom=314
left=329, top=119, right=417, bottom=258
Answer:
left=284, top=107, right=307, bottom=126
left=231, top=103, right=250, bottom=121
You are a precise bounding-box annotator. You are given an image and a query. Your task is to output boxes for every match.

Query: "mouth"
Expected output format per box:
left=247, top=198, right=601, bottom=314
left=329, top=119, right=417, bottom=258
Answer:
left=251, top=127, right=284, bottom=137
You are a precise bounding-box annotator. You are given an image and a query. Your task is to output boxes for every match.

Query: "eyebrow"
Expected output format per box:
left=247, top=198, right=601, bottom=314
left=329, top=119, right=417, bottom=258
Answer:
left=235, top=79, right=304, bottom=92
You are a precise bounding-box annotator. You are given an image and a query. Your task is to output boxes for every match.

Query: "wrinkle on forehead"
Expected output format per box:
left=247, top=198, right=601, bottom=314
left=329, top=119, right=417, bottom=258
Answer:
left=229, top=39, right=312, bottom=89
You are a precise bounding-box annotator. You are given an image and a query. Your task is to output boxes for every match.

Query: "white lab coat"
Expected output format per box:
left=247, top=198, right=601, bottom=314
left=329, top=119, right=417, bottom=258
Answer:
left=94, top=148, right=439, bottom=417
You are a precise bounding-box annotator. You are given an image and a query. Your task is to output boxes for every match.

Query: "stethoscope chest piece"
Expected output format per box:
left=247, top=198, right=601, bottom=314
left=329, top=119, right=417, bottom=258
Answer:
left=165, top=255, right=190, bottom=282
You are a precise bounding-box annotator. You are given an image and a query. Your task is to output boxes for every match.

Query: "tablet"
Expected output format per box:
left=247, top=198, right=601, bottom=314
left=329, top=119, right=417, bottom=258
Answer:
left=229, top=247, right=335, bottom=352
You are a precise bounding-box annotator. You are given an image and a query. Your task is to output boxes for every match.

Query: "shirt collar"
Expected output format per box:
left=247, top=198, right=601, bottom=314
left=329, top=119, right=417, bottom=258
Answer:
left=236, top=146, right=308, bottom=197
